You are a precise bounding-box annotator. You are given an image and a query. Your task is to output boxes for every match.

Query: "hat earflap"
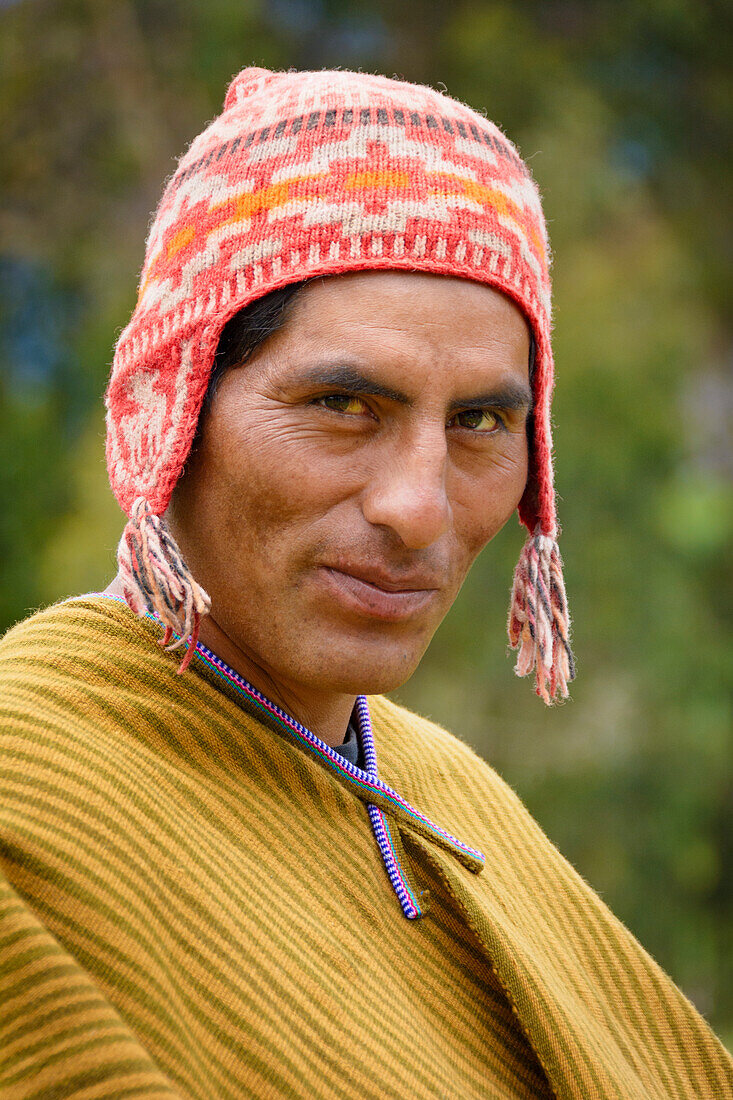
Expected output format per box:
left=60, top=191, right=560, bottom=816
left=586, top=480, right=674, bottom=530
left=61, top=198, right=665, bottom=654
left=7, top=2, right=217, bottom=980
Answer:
left=117, top=497, right=211, bottom=673
left=508, top=529, right=575, bottom=704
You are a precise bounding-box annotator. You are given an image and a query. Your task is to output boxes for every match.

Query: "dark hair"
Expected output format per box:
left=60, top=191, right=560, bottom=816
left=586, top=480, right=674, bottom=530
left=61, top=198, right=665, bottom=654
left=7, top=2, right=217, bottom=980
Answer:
left=188, top=280, right=309, bottom=454
left=197, top=276, right=536, bottom=434
left=204, top=279, right=310, bottom=411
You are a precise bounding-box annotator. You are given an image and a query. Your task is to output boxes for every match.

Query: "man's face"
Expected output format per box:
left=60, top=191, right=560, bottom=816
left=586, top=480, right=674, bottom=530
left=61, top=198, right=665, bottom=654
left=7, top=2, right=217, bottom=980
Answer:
left=168, top=271, right=531, bottom=697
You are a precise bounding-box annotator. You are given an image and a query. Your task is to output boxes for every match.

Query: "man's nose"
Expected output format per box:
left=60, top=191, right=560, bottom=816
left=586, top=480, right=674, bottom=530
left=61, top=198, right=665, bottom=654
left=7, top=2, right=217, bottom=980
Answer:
left=361, top=432, right=451, bottom=549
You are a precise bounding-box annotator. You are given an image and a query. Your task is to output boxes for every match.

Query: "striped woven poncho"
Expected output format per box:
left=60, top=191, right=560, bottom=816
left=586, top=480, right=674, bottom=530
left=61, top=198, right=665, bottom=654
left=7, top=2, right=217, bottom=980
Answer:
left=1, top=596, right=731, bottom=1099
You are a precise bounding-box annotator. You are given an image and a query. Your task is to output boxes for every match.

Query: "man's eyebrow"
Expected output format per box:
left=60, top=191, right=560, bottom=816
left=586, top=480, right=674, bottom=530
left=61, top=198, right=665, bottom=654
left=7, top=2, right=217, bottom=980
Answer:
left=446, top=381, right=533, bottom=416
left=295, top=364, right=534, bottom=415
left=296, top=364, right=409, bottom=404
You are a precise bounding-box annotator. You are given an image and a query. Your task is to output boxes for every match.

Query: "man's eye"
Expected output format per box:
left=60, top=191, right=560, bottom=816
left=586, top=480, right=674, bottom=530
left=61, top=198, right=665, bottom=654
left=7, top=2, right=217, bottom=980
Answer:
left=316, top=394, right=370, bottom=416
left=451, top=408, right=503, bottom=433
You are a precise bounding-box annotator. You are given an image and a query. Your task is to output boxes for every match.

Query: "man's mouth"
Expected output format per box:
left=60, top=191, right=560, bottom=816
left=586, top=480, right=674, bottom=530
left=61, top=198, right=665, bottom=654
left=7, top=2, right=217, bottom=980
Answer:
left=317, top=562, right=441, bottom=622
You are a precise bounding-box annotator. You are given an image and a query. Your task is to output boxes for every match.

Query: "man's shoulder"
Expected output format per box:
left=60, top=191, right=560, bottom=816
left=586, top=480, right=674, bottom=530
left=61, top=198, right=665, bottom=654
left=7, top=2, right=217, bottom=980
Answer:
left=368, top=693, right=529, bottom=823
left=370, top=693, right=484, bottom=762
left=0, top=594, right=150, bottom=678
left=0, top=595, right=170, bottom=739
left=0, top=595, right=199, bottom=802
left=2, top=593, right=139, bottom=646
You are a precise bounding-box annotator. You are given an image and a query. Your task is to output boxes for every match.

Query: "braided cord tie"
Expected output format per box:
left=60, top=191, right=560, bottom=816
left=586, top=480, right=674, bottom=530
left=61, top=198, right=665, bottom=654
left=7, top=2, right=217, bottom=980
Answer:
left=117, top=497, right=211, bottom=674
left=508, top=530, right=576, bottom=704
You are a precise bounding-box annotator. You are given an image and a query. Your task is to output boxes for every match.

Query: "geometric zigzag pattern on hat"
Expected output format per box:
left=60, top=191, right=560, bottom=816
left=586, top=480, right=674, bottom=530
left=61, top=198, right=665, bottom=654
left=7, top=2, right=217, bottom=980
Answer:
left=104, top=67, right=574, bottom=701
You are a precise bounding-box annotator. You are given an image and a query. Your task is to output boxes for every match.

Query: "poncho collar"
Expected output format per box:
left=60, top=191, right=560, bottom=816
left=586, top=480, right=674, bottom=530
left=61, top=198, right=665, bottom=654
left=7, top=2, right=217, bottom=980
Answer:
left=91, top=593, right=485, bottom=920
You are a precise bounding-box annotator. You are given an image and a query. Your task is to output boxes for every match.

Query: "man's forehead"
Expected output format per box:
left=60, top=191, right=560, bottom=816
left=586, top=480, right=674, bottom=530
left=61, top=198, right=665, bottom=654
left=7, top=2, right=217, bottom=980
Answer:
left=259, top=271, right=532, bottom=379
left=288, top=268, right=531, bottom=331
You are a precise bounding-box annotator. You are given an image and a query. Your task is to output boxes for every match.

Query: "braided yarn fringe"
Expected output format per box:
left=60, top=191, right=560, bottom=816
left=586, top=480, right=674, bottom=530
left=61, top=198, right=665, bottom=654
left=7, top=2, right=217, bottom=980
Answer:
left=117, top=497, right=211, bottom=674
left=508, top=531, right=576, bottom=705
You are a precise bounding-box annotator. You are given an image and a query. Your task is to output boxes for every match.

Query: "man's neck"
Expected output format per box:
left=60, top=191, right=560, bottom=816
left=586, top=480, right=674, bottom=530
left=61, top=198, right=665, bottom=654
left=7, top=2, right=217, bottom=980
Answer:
left=103, top=574, right=355, bottom=747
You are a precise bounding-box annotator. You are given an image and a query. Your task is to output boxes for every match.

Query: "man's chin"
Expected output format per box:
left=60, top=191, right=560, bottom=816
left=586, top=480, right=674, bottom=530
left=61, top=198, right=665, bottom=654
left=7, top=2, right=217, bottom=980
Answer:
left=305, top=619, right=439, bottom=696
left=308, top=651, right=426, bottom=698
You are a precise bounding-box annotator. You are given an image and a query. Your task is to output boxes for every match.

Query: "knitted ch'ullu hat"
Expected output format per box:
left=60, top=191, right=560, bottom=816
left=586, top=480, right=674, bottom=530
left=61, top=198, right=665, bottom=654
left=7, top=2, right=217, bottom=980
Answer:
left=105, top=66, right=575, bottom=703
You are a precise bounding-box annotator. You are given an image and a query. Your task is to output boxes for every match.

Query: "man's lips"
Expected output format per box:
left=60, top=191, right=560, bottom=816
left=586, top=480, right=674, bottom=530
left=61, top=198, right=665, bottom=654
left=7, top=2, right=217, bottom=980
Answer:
left=316, top=562, right=441, bottom=622
left=325, top=559, right=442, bottom=592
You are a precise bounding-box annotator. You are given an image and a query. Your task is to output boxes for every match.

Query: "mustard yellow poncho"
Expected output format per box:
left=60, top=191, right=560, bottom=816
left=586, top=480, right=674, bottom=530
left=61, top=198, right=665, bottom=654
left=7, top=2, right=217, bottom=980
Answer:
left=1, top=596, right=731, bottom=1098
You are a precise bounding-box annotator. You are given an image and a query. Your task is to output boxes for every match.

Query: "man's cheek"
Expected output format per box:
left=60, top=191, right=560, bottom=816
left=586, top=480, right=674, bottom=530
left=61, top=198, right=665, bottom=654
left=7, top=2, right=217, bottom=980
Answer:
left=221, top=486, right=310, bottom=580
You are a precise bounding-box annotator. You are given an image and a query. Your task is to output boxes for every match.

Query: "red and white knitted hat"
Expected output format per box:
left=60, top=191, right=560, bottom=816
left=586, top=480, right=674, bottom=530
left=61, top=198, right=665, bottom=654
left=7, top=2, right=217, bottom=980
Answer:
left=105, top=66, right=575, bottom=702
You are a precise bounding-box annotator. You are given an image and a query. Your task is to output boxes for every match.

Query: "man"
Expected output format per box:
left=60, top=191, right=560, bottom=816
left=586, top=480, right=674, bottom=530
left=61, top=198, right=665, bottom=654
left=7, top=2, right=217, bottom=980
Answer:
left=0, top=67, right=730, bottom=1099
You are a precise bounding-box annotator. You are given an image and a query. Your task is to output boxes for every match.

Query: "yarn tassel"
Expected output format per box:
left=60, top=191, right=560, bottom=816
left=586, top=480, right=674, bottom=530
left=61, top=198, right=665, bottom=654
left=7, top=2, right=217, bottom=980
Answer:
left=117, top=497, right=211, bottom=674
left=507, top=530, right=576, bottom=704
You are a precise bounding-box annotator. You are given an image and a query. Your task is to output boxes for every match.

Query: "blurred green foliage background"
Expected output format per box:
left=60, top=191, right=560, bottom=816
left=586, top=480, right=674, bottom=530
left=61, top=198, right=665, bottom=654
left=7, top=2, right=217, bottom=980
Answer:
left=1, top=0, right=731, bottom=1044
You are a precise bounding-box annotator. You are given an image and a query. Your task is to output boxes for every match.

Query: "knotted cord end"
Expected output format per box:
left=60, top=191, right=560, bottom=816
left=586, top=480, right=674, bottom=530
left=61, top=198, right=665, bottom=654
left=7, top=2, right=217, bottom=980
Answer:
left=117, top=497, right=211, bottom=674
left=508, top=530, right=576, bottom=704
